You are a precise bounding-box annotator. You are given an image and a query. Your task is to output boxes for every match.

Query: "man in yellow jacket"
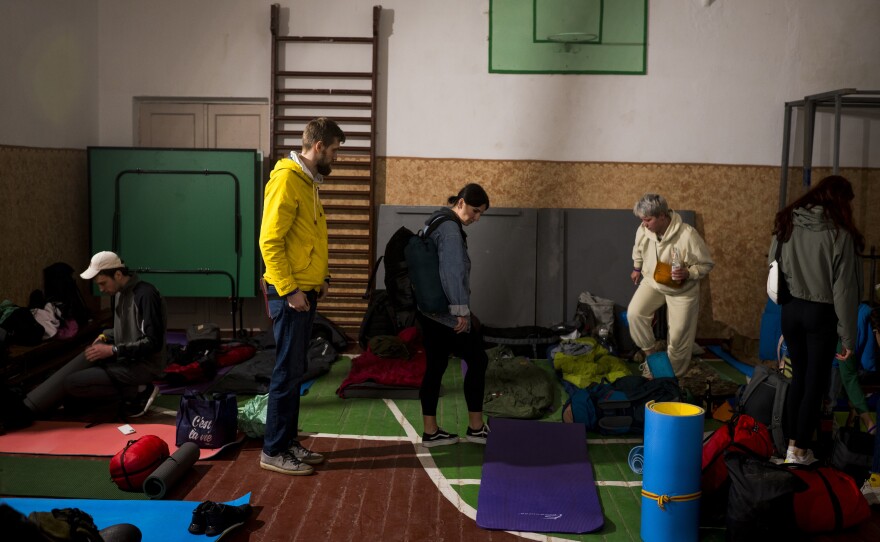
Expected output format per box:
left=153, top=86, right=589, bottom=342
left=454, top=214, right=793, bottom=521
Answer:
left=258, top=117, right=344, bottom=476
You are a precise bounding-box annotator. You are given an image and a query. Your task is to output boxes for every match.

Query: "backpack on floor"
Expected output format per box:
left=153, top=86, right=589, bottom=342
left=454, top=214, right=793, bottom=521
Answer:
left=831, top=424, right=875, bottom=483
left=589, top=375, right=682, bottom=434
left=736, top=364, right=789, bottom=456
left=701, top=413, right=774, bottom=496
left=724, top=451, right=805, bottom=540
left=358, top=289, right=402, bottom=349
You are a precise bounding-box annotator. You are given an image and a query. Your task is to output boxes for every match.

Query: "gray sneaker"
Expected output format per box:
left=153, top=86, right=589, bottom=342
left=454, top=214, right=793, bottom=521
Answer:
left=259, top=451, right=314, bottom=476
left=289, top=441, right=324, bottom=465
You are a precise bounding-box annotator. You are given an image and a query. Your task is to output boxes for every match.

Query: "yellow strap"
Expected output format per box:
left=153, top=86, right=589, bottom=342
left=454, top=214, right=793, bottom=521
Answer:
left=640, top=489, right=701, bottom=511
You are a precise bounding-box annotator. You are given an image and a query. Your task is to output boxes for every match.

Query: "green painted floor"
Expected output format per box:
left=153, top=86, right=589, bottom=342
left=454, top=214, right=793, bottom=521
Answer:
left=290, top=355, right=743, bottom=541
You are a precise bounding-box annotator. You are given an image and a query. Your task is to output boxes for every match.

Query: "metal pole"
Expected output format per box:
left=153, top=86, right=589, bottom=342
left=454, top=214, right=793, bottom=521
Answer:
left=802, top=97, right=816, bottom=188
left=833, top=93, right=842, bottom=174
left=779, top=104, right=792, bottom=210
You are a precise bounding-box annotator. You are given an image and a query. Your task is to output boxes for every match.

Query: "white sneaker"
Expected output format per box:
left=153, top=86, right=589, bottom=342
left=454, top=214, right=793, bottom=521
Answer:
left=784, top=448, right=818, bottom=465
left=639, top=362, right=653, bottom=379
left=861, top=474, right=880, bottom=506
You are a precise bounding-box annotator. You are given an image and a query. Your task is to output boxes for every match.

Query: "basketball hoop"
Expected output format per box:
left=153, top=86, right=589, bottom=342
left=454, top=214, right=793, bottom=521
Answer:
left=546, top=32, right=598, bottom=44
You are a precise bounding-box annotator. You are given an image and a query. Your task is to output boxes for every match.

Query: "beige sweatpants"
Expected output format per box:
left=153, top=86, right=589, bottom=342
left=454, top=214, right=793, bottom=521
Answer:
left=627, top=281, right=700, bottom=377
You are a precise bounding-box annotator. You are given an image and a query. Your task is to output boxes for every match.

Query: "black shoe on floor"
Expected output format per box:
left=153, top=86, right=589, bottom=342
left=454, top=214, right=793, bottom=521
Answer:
left=124, top=384, right=159, bottom=418
left=188, top=501, right=215, bottom=535
left=205, top=503, right=253, bottom=536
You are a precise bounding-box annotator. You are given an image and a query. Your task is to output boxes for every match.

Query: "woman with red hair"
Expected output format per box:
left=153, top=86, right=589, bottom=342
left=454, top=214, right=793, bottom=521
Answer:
left=770, top=175, right=864, bottom=464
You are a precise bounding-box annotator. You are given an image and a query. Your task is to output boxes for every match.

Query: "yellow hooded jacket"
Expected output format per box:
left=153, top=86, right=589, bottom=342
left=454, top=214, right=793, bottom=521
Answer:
left=259, top=157, right=329, bottom=296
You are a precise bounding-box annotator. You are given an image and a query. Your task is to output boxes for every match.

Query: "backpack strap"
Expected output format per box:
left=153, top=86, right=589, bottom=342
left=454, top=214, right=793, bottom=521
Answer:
left=770, top=374, right=789, bottom=454
left=363, top=256, right=384, bottom=298
left=421, top=214, right=463, bottom=239
left=815, top=468, right=843, bottom=533
left=738, top=365, right=771, bottom=409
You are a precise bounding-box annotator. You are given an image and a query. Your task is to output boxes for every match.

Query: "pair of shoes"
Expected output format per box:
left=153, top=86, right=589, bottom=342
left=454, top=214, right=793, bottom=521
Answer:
left=465, top=424, right=490, bottom=444
left=189, top=501, right=253, bottom=536
left=784, top=447, right=818, bottom=465
left=421, top=428, right=459, bottom=448
left=188, top=501, right=213, bottom=534
left=289, top=440, right=324, bottom=465
left=259, top=450, right=315, bottom=475
left=861, top=474, right=880, bottom=506
left=123, top=384, right=158, bottom=418
left=639, top=362, right=653, bottom=379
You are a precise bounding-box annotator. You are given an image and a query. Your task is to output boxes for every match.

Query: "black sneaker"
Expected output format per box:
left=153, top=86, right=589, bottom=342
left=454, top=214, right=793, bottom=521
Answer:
left=465, top=424, right=490, bottom=444
left=204, top=503, right=253, bottom=537
left=421, top=428, right=458, bottom=448
left=188, top=501, right=214, bottom=535
left=124, top=384, right=158, bottom=418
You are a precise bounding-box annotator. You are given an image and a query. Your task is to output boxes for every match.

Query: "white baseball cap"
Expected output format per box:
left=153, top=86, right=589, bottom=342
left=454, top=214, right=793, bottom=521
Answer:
left=81, top=251, right=125, bottom=279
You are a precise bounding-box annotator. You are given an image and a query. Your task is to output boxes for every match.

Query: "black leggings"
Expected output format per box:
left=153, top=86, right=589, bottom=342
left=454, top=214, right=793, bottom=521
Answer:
left=418, top=314, right=488, bottom=417
left=781, top=297, right=838, bottom=449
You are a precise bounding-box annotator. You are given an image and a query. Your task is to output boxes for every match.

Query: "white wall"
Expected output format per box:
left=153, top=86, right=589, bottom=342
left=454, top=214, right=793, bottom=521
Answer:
left=3, top=1, right=879, bottom=166
left=0, top=0, right=98, bottom=149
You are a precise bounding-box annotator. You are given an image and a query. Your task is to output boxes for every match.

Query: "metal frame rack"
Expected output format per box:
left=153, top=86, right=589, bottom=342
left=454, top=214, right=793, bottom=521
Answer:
left=779, top=88, right=880, bottom=209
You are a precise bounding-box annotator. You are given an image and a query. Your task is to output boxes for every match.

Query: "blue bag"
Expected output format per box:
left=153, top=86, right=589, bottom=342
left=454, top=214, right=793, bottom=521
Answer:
left=175, top=391, right=238, bottom=449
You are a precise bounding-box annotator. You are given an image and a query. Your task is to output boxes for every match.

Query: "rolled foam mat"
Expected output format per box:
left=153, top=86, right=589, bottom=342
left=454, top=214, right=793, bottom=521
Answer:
left=0, top=420, right=242, bottom=459
left=0, top=493, right=251, bottom=541
left=476, top=418, right=604, bottom=533
left=144, top=442, right=200, bottom=499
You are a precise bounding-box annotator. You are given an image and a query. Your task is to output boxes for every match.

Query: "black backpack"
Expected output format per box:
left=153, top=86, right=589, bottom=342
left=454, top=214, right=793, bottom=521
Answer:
left=358, top=215, right=456, bottom=347
left=736, top=364, right=789, bottom=456
left=358, top=290, right=402, bottom=348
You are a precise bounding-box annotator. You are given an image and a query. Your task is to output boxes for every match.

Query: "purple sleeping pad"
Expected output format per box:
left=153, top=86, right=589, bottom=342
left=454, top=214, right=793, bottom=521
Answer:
left=476, top=418, right=604, bottom=534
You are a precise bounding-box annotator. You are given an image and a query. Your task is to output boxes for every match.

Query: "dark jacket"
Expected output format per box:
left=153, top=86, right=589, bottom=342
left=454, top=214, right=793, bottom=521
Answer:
left=103, top=274, right=167, bottom=383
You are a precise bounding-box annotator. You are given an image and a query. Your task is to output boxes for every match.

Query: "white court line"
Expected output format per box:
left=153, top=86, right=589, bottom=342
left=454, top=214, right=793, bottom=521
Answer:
left=382, top=399, right=583, bottom=542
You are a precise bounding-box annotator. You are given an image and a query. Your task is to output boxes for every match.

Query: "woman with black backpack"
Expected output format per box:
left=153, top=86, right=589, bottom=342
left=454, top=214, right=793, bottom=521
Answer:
left=417, top=183, right=491, bottom=448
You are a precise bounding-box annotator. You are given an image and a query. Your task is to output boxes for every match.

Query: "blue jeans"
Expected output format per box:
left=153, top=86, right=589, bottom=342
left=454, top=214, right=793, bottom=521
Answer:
left=262, top=284, right=317, bottom=456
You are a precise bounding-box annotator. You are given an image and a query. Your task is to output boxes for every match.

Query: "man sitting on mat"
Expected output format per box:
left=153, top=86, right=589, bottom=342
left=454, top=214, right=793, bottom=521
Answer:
left=23, top=251, right=167, bottom=419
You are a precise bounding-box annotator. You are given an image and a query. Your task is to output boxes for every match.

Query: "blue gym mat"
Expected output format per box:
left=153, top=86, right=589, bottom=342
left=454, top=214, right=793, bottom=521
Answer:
left=706, top=345, right=754, bottom=377
left=1, top=493, right=251, bottom=540
left=476, top=418, right=604, bottom=533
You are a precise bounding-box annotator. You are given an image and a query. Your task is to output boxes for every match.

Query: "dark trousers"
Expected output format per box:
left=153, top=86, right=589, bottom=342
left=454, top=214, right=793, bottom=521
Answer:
left=782, top=297, right=838, bottom=449
left=26, top=352, right=138, bottom=414
left=418, top=314, right=488, bottom=417
left=262, top=287, right=317, bottom=456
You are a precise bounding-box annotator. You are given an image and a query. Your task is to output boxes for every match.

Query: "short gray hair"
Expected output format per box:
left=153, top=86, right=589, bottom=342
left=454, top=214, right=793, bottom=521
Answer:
left=633, top=193, right=669, bottom=218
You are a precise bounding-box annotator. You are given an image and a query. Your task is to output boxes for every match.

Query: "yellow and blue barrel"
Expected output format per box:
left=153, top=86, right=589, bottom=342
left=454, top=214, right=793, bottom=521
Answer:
left=640, top=401, right=704, bottom=542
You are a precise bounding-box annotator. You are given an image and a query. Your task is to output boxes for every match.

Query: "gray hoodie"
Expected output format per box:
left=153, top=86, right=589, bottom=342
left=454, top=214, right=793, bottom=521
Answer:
left=768, top=205, right=862, bottom=349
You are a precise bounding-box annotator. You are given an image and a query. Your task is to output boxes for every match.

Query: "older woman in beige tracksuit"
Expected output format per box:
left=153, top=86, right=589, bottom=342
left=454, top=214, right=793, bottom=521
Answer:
left=628, top=194, right=714, bottom=378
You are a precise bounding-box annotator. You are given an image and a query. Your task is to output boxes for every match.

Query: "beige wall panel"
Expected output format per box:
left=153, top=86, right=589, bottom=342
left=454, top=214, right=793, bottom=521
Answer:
left=378, top=158, right=879, bottom=341
left=0, top=146, right=92, bottom=309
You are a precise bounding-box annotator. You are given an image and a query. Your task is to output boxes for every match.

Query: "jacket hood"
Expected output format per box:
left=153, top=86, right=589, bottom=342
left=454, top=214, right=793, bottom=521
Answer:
left=426, top=207, right=460, bottom=226
left=793, top=205, right=833, bottom=232
left=425, top=207, right=466, bottom=240
left=271, top=157, right=315, bottom=187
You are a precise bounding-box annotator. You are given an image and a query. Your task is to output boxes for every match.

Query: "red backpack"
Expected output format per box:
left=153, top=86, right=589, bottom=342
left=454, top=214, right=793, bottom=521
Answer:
left=701, top=413, right=775, bottom=495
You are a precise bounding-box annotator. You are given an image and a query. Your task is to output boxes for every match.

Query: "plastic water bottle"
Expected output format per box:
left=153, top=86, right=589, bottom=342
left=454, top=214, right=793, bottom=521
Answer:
left=597, top=325, right=614, bottom=354
left=671, top=247, right=682, bottom=283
